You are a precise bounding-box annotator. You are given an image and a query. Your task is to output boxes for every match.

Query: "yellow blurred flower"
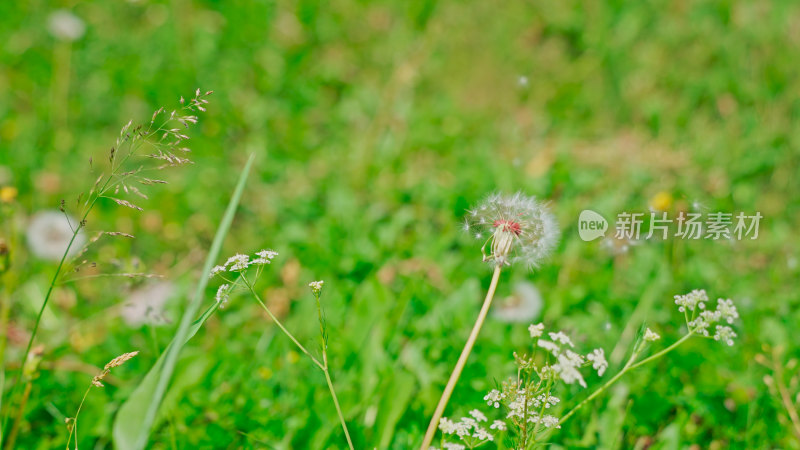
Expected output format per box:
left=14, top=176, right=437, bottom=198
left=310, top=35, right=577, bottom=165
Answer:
left=0, top=186, right=17, bottom=203
left=649, top=191, right=673, bottom=212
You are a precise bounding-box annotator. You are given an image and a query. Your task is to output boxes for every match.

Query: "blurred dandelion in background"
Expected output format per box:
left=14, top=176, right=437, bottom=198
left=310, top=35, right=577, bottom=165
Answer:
left=492, top=280, right=543, bottom=323
left=46, top=10, right=85, bottom=42
left=25, top=210, right=84, bottom=260
left=120, top=281, right=175, bottom=327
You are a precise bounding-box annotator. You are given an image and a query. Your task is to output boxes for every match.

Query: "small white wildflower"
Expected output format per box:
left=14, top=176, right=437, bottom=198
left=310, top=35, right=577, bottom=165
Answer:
left=472, top=426, right=493, bottom=441
left=252, top=249, right=279, bottom=265
left=209, top=265, right=226, bottom=278
left=537, top=339, right=560, bottom=355
left=553, top=350, right=586, bottom=388
left=644, top=328, right=661, bottom=342
left=439, top=417, right=458, bottom=434
left=536, top=393, right=560, bottom=408
left=715, top=298, right=739, bottom=324
left=674, top=289, right=708, bottom=313
left=464, top=192, right=560, bottom=268
left=548, top=331, right=574, bottom=348
left=528, top=322, right=544, bottom=338
left=586, top=348, right=608, bottom=376
left=713, top=325, right=737, bottom=346
left=469, top=409, right=487, bottom=422
left=484, top=389, right=503, bottom=408
left=215, top=284, right=231, bottom=308
left=443, top=443, right=465, bottom=450
left=226, top=254, right=250, bottom=271
left=309, top=280, right=324, bottom=295
left=489, top=420, right=506, bottom=431
left=540, top=415, right=561, bottom=429
left=256, top=249, right=279, bottom=260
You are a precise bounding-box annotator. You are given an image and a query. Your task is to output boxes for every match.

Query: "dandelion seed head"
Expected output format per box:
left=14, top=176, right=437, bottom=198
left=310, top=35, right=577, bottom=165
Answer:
left=465, top=192, right=559, bottom=269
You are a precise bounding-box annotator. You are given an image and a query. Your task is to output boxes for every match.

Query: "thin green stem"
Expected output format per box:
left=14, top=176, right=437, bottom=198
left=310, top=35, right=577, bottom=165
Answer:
left=241, top=278, right=323, bottom=370
left=421, top=265, right=503, bottom=450
left=1, top=219, right=85, bottom=438
left=559, top=331, right=694, bottom=424
left=65, top=387, right=91, bottom=450
left=628, top=332, right=693, bottom=371
left=322, top=366, right=355, bottom=450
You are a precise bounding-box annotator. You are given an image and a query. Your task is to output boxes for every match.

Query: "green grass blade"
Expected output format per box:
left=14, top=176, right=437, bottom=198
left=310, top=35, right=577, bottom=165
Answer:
left=112, top=153, right=255, bottom=450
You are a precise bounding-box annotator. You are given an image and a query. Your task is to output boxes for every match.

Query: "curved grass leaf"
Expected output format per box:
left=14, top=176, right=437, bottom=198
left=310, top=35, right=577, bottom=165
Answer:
left=112, top=154, right=255, bottom=450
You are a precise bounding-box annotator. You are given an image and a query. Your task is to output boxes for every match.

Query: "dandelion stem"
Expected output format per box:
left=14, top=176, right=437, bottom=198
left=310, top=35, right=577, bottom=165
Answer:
left=421, top=265, right=503, bottom=450
left=242, top=280, right=324, bottom=370
left=559, top=331, right=694, bottom=424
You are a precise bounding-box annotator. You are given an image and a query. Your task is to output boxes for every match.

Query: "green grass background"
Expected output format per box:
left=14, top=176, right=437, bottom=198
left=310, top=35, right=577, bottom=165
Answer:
left=1, top=0, right=799, bottom=448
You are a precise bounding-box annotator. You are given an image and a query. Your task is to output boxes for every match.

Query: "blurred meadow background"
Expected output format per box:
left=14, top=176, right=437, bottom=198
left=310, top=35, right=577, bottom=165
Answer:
left=2, top=0, right=800, bottom=448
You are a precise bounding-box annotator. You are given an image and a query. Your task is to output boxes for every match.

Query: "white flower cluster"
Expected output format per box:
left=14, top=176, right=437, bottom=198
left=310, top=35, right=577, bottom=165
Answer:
left=505, top=390, right=561, bottom=421
left=438, top=411, right=498, bottom=448
left=308, top=280, right=324, bottom=295
left=215, top=284, right=231, bottom=308
left=210, top=249, right=279, bottom=277
left=681, top=294, right=740, bottom=346
left=529, top=325, right=610, bottom=387
left=528, top=322, right=544, bottom=338
left=431, top=443, right=467, bottom=450
left=644, top=328, right=661, bottom=342
left=674, top=289, right=709, bottom=313
left=586, top=348, right=608, bottom=376
left=253, top=249, right=279, bottom=265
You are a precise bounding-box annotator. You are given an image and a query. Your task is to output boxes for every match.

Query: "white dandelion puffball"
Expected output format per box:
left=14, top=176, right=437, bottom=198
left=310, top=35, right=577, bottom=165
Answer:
left=47, top=10, right=86, bottom=42
left=464, top=192, right=560, bottom=268
left=121, top=281, right=175, bottom=327
left=493, top=281, right=543, bottom=323
left=26, top=210, right=85, bottom=261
